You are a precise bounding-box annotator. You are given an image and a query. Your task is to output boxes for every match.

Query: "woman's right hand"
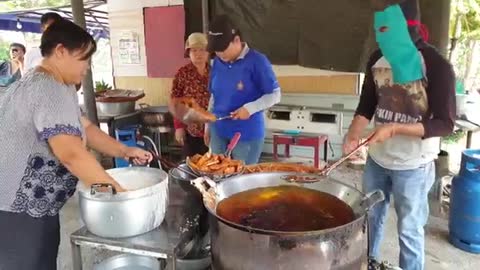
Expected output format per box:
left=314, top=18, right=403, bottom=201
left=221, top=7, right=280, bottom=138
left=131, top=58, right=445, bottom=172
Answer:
left=175, top=128, right=186, bottom=145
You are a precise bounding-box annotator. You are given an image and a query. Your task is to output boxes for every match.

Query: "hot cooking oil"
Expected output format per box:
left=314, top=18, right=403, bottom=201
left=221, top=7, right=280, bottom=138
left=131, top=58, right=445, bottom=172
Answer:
left=216, top=185, right=355, bottom=232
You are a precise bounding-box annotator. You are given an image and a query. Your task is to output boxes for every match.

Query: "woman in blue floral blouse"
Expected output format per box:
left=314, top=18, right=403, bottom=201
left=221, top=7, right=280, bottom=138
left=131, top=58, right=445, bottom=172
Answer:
left=0, top=20, right=152, bottom=270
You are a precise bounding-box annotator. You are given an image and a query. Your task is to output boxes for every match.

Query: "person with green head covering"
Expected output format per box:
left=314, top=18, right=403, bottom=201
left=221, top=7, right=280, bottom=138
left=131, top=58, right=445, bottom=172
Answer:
left=343, top=1, right=456, bottom=270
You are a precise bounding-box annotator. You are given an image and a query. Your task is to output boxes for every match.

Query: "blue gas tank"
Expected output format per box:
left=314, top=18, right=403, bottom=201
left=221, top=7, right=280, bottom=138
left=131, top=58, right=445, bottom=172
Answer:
left=449, top=149, right=480, bottom=254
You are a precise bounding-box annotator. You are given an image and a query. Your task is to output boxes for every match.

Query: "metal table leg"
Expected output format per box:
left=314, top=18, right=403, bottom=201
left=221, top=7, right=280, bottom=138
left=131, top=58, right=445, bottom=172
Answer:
left=71, top=240, right=83, bottom=270
left=466, top=130, right=473, bottom=149
left=323, top=139, right=328, bottom=162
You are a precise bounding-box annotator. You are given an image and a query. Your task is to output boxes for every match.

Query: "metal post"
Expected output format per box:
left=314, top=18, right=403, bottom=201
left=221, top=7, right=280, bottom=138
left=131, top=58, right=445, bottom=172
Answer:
left=466, top=130, right=473, bottom=149
left=71, top=0, right=99, bottom=125
left=201, top=0, right=209, bottom=33
left=71, top=239, right=83, bottom=270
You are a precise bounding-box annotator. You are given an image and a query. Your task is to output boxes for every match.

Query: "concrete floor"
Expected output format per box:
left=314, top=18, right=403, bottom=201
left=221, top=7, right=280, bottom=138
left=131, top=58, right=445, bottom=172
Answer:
left=57, top=162, right=480, bottom=270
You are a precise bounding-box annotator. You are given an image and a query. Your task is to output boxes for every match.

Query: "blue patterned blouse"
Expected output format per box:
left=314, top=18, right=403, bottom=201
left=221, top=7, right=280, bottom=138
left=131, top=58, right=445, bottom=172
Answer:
left=0, top=70, right=84, bottom=218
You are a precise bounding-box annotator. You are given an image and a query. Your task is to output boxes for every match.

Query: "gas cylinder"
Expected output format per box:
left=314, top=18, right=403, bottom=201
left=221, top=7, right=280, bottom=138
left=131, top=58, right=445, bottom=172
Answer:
left=449, top=149, right=480, bottom=254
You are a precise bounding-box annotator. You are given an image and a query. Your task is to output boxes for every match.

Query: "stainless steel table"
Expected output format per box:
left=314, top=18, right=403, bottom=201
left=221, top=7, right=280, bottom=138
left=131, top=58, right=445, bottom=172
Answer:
left=455, top=119, right=480, bottom=149
left=71, top=224, right=178, bottom=269
left=70, top=180, right=196, bottom=270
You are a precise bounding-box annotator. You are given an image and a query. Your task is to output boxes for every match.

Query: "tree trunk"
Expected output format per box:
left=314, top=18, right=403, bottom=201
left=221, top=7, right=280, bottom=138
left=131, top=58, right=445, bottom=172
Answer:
left=420, top=0, right=452, bottom=57
left=449, top=6, right=462, bottom=61
left=464, top=40, right=479, bottom=91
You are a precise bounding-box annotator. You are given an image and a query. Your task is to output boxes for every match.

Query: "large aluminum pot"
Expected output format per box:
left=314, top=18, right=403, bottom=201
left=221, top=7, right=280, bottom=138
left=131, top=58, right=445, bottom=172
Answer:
left=78, top=167, right=169, bottom=238
left=96, top=101, right=136, bottom=116
left=94, top=254, right=160, bottom=270
left=197, top=172, right=384, bottom=270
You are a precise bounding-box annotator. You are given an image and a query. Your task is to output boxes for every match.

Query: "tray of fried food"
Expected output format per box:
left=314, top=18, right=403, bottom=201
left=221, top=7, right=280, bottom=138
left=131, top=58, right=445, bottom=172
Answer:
left=187, top=152, right=245, bottom=180
left=244, top=162, right=322, bottom=174
left=169, top=97, right=217, bottom=124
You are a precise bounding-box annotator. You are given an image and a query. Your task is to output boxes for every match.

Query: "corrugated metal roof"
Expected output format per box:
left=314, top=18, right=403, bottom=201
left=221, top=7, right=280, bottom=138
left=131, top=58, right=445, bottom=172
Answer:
left=0, top=0, right=109, bottom=39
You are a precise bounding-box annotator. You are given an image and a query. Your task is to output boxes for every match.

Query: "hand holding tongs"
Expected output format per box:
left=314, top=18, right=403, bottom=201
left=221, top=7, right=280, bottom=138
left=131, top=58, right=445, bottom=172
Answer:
left=283, top=135, right=373, bottom=183
left=320, top=134, right=373, bottom=176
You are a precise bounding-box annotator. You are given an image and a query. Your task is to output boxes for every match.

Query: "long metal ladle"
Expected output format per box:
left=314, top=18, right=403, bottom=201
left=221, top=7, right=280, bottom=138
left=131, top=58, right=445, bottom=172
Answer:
left=282, top=135, right=373, bottom=183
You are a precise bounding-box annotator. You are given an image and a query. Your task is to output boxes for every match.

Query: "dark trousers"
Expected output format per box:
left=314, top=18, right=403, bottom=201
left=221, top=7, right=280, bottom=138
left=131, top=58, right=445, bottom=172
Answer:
left=183, top=133, right=209, bottom=158
left=0, top=211, right=60, bottom=270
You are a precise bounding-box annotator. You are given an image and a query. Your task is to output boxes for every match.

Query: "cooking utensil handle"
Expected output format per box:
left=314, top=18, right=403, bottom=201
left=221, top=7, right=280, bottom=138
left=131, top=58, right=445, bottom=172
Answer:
left=128, top=157, right=151, bottom=168
left=359, top=190, right=385, bottom=211
left=217, top=115, right=232, bottom=121
left=281, top=174, right=324, bottom=183
left=90, top=183, right=117, bottom=195
left=191, top=176, right=217, bottom=193
left=139, top=103, right=150, bottom=109
left=225, top=132, right=241, bottom=157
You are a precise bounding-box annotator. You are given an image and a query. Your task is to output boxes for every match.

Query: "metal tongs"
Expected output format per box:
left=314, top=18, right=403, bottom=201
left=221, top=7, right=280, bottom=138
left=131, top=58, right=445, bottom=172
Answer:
left=283, top=135, right=373, bottom=183
left=216, top=115, right=233, bottom=121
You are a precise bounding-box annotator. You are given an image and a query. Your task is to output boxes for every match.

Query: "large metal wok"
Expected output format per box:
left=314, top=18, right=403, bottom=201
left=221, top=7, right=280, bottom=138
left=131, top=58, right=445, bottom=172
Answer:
left=193, top=172, right=384, bottom=270
left=78, top=166, right=169, bottom=238
left=139, top=103, right=173, bottom=127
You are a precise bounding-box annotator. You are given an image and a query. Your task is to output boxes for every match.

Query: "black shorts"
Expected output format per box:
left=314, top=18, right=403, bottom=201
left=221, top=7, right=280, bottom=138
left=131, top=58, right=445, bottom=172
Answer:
left=0, top=210, right=60, bottom=270
left=183, top=132, right=209, bottom=157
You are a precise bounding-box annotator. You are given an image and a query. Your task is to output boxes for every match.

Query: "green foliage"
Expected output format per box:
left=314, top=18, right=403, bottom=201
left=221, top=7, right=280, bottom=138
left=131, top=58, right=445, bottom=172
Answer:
left=0, top=0, right=70, bottom=11
left=450, top=0, right=480, bottom=40
left=95, top=80, right=112, bottom=93
left=442, top=130, right=466, bottom=144
left=0, top=40, right=10, bottom=62
left=449, top=0, right=480, bottom=89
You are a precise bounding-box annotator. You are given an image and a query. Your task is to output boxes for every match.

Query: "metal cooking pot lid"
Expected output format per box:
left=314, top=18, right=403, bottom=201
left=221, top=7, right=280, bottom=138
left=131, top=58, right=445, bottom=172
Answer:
left=94, top=254, right=160, bottom=270
left=140, top=105, right=170, bottom=113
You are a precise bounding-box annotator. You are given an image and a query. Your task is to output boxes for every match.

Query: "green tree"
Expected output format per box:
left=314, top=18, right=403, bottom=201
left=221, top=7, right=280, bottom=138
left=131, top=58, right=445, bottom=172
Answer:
left=0, top=40, right=10, bottom=62
left=0, top=0, right=70, bottom=11
left=449, top=0, right=480, bottom=90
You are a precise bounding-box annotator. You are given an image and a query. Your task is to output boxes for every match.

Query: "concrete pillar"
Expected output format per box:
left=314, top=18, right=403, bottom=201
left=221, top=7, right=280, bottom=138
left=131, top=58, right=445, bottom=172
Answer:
left=420, top=0, right=451, bottom=57
left=71, top=0, right=99, bottom=124
left=201, top=0, right=209, bottom=34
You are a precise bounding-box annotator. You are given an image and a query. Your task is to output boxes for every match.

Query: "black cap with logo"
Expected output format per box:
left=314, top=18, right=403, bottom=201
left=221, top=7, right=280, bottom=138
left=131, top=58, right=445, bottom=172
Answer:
left=207, top=15, right=240, bottom=52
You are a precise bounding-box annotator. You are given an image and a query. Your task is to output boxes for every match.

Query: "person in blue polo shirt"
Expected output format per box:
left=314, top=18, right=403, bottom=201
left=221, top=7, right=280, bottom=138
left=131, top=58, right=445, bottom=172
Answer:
left=205, top=15, right=281, bottom=165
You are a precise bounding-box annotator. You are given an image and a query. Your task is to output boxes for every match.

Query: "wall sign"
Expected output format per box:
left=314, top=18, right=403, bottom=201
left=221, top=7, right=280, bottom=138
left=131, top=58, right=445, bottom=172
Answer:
left=118, top=30, right=141, bottom=65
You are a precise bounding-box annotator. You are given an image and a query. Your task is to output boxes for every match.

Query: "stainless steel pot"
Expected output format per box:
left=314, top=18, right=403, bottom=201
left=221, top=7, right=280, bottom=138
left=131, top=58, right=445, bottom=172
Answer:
left=78, top=167, right=169, bottom=238
left=169, top=164, right=200, bottom=198
left=96, top=101, right=136, bottom=116
left=140, top=104, right=173, bottom=127
left=94, top=254, right=161, bottom=270
left=195, top=172, right=384, bottom=270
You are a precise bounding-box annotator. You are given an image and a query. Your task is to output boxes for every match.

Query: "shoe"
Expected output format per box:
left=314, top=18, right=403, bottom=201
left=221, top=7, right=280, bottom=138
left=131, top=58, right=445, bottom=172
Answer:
left=368, top=258, right=382, bottom=270
left=368, top=258, right=402, bottom=270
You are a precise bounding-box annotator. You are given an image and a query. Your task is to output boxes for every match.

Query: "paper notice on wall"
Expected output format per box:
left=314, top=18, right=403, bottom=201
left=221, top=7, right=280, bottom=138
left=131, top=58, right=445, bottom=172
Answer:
left=118, top=31, right=141, bottom=65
